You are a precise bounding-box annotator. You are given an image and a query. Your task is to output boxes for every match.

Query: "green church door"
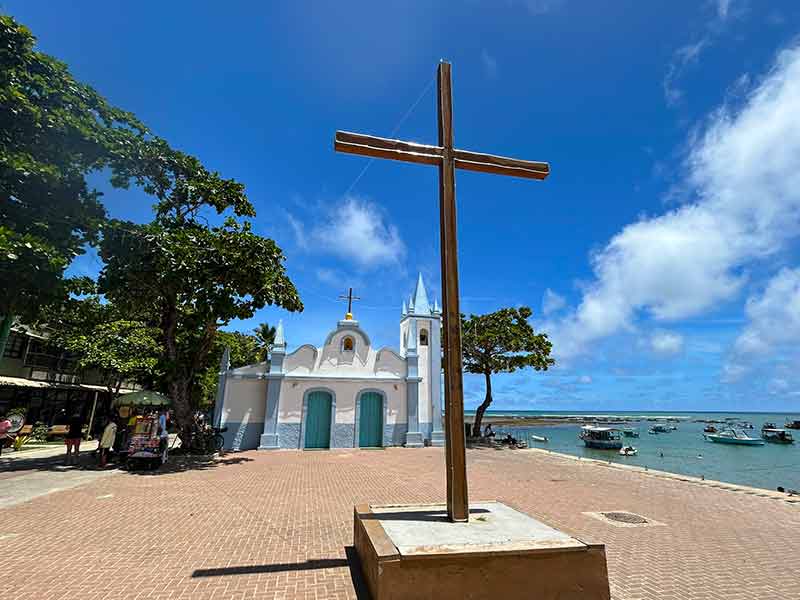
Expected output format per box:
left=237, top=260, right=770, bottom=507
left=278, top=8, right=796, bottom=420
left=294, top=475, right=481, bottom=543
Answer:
left=358, top=392, right=383, bottom=448
left=304, top=391, right=332, bottom=449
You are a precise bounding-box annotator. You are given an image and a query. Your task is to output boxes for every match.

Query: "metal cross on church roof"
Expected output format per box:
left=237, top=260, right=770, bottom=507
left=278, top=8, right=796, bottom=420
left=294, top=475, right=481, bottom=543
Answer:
left=338, top=287, right=360, bottom=321
left=334, top=61, right=550, bottom=523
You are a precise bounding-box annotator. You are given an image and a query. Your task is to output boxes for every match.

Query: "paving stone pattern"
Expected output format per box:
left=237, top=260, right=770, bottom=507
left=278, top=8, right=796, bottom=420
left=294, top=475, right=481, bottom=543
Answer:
left=3, top=447, right=799, bottom=600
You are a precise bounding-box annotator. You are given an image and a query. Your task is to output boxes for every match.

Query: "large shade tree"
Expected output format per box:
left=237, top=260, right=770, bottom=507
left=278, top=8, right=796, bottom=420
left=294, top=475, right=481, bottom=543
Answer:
left=99, top=212, right=302, bottom=442
left=461, top=307, right=554, bottom=437
left=0, top=15, right=150, bottom=356
left=1, top=14, right=303, bottom=441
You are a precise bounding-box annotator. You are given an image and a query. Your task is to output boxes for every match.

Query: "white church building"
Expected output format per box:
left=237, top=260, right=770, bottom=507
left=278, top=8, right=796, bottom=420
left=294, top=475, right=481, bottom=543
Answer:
left=213, top=274, right=445, bottom=451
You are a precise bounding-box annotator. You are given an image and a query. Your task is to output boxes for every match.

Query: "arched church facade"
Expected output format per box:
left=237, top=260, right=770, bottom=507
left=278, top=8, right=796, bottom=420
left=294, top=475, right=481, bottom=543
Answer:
left=213, top=274, right=445, bottom=451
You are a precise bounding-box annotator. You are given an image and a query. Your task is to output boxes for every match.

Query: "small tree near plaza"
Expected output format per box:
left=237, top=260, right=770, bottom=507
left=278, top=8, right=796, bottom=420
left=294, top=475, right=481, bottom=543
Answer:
left=42, top=284, right=160, bottom=398
left=461, top=307, right=554, bottom=438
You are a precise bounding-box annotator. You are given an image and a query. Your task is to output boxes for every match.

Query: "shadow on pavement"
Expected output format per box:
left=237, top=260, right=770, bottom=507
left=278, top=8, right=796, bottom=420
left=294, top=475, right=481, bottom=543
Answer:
left=0, top=451, right=252, bottom=476
left=122, top=453, right=253, bottom=476
left=190, top=546, right=370, bottom=599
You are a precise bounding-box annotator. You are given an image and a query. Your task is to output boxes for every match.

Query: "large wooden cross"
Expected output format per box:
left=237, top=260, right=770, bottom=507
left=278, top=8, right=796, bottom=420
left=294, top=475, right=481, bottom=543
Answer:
left=334, top=61, right=549, bottom=522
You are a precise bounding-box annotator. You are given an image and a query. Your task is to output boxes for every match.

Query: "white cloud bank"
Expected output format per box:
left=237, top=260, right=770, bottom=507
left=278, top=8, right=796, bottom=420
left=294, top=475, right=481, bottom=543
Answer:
left=289, top=196, right=406, bottom=269
left=724, top=268, right=800, bottom=380
left=550, top=44, right=800, bottom=360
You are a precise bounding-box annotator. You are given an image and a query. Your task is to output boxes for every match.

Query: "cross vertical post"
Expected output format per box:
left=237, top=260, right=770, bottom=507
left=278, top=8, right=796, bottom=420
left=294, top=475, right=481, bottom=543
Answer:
left=333, top=60, right=549, bottom=524
left=437, top=62, right=469, bottom=522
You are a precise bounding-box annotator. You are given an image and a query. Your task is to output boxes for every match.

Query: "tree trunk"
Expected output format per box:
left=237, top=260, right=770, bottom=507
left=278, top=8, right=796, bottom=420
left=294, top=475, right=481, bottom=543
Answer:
left=170, top=378, right=193, bottom=448
left=0, top=314, right=13, bottom=365
left=472, top=371, right=493, bottom=437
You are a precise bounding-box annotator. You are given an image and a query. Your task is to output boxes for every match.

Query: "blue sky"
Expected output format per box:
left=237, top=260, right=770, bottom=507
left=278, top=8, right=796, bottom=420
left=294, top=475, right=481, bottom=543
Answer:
left=7, top=1, right=800, bottom=412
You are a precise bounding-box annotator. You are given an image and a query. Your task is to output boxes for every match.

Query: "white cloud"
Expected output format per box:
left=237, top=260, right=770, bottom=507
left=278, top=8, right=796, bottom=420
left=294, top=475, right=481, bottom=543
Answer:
left=290, top=196, right=406, bottom=269
left=542, top=288, right=566, bottom=316
left=727, top=268, right=800, bottom=367
left=578, top=375, right=592, bottom=384
left=650, top=330, right=684, bottom=355
left=481, top=49, right=498, bottom=79
left=549, top=44, right=800, bottom=360
left=287, top=213, right=308, bottom=249
left=663, top=2, right=737, bottom=106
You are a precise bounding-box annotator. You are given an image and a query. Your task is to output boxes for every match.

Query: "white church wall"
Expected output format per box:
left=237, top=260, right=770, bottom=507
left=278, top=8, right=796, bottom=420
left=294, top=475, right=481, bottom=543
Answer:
left=277, top=378, right=407, bottom=448
left=220, top=377, right=266, bottom=451
left=374, top=348, right=405, bottom=378
left=284, top=345, right=318, bottom=374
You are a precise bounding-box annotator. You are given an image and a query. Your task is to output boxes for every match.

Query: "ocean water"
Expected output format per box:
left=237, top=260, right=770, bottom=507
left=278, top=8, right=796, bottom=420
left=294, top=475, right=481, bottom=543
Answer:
left=474, top=411, right=800, bottom=492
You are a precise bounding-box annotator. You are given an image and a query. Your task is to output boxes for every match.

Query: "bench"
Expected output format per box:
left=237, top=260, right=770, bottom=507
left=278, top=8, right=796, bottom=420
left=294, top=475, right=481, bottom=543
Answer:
left=48, top=424, right=70, bottom=438
left=18, top=424, right=33, bottom=436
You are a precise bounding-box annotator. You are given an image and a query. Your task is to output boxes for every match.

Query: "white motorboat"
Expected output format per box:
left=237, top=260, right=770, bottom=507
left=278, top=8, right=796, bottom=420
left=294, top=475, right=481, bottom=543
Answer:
left=619, top=445, right=638, bottom=456
left=704, top=428, right=764, bottom=446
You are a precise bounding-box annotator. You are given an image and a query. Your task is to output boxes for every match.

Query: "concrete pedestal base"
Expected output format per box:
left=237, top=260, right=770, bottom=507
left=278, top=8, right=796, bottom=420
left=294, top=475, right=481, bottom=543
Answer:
left=354, top=501, right=610, bottom=600
left=258, top=433, right=279, bottom=450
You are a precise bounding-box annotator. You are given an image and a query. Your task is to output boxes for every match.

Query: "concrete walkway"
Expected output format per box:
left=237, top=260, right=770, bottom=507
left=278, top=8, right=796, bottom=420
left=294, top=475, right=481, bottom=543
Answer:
left=0, top=440, right=118, bottom=509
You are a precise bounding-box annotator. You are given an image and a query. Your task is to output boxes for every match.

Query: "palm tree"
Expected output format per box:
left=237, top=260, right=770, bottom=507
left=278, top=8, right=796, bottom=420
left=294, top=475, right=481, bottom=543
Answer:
left=254, top=323, right=276, bottom=361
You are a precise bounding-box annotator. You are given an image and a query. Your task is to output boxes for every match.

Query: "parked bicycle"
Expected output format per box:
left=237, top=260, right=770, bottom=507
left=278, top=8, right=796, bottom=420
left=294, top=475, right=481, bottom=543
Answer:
left=188, top=423, right=226, bottom=454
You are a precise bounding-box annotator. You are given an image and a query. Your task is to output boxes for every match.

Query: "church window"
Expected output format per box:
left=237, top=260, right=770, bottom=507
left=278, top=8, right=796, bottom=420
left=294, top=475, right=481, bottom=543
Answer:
left=419, top=328, right=429, bottom=346
left=342, top=336, right=354, bottom=352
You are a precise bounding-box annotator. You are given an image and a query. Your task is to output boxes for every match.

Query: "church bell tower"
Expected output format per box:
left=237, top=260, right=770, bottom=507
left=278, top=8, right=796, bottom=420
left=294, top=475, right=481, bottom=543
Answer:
left=400, top=273, right=444, bottom=447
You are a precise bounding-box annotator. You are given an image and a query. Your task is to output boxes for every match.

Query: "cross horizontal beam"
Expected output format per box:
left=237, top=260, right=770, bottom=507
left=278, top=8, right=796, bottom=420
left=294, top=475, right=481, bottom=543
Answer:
left=334, top=131, right=550, bottom=180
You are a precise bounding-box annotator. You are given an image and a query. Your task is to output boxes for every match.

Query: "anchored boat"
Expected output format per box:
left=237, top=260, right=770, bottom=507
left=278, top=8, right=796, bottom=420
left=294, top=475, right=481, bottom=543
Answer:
left=579, top=426, right=623, bottom=450
left=622, top=428, right=639, bottom=438
left=704, top=428, right=764, bottom=446
left=761, top=424, right=794, bottom=444
left=785, top=419, right=800, bottom=430
left=619, top=445, right=638, bottom=456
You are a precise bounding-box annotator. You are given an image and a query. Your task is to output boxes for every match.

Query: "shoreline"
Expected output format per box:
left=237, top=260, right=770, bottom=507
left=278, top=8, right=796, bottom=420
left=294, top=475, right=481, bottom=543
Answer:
left=519, top=446, right=800, bottom=503
left=471, top=414, right=689, bottom=427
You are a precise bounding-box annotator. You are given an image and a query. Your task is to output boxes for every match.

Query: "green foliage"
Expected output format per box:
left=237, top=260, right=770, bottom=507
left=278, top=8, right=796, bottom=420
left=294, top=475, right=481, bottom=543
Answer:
left=1, top=14, right=303, bottom=441
left=96, top=163, right=302, bottom=437
left=6, top=406, right=26, bottom=418
left=43, top=292, right=160, bottom=395
left=31, top=422, right=49, bottom=441
left=196, top=330, right=260, bottom=408
left=0, top=15, right=149, bottom=325
left=254, top=322, right=277, bottom=361
left=461, top=307, right=554, bottom=436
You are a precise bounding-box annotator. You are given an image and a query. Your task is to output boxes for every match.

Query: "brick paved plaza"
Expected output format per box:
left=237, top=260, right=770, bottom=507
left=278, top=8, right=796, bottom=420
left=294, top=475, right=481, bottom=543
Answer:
left=3, top=447, right=800, bottom=600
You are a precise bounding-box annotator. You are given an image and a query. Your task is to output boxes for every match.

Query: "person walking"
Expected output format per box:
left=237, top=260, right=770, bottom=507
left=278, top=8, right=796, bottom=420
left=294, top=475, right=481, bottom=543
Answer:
left=98, top=417, right=117, bottom=467
left=64, top=412, right=84, bottom=466
left=0, top=414, right=12, bottom=457
left=158, top=409, right=169, bottom=464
